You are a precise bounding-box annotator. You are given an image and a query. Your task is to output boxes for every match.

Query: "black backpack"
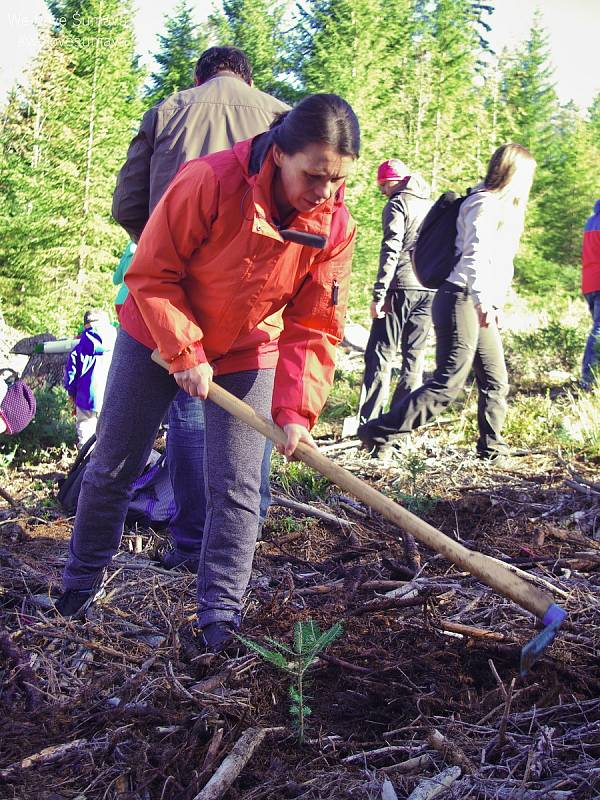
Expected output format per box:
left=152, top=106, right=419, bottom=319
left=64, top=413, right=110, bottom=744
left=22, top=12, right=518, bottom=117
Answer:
left=56, top=435, right=176, bottom=527
left=411, top=191, right=467, bottom=289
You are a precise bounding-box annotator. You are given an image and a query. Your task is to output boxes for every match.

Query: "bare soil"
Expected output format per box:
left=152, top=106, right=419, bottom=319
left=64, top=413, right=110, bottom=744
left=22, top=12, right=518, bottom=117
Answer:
left=0, top=442, right=599, bottom=799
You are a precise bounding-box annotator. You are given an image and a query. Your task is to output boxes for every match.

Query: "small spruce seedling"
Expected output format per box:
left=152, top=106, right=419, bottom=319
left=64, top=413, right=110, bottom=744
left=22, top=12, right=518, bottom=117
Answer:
left=236, top=619, right=343, bottom=743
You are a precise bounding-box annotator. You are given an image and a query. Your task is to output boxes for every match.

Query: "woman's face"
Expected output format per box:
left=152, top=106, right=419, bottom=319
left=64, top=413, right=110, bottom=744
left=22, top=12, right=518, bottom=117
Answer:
left=272, top=142, right=356, bottom=216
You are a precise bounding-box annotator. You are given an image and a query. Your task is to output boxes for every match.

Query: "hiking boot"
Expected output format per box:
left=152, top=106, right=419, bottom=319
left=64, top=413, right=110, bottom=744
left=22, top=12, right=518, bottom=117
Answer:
left=54, top=583, right=106, bottom=618
left=357, top=426, right=398, bottom=461
left=157, top=549, right=200, bottom=573
left=357, top=423, right=376, bottom=452
left=200, top=621, right=240, bottom=655
left=477, top=450, right=509, bottom=468
left=179, top=620, right=240, bottom=660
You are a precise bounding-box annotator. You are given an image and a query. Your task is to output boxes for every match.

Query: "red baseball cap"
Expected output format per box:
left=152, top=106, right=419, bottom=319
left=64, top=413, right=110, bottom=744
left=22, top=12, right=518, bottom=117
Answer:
left=377, top=159, right=410, bottom=184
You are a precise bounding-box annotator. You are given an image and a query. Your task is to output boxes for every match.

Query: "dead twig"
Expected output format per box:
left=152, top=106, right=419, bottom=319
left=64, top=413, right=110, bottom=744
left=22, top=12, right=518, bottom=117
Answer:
left=0, top=486, right=20, bottom=508
left=342, top=744, right=422, bottom=764
left=406, top=766, right=462, bottom=800
left=564, top=478, right=600, bottom=497
left=348, top=593, right=431, bottom=617
left=437, top=622, right=508, bottom=642
left=191, top=726, right=286, bottom=800
left=0, top=738, right=106, bottom=778
left=426, top=728, right=476, bottom=774
left=271, top=494, right=353, bottom=527
left=497, top=676, right=516, bottom=749
left=402, top=531, right=421, bottom=573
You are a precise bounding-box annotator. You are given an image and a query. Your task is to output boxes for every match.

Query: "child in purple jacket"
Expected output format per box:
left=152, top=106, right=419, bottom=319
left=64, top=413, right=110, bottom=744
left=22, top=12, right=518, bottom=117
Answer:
left=64, top=310, right=116, bottom=447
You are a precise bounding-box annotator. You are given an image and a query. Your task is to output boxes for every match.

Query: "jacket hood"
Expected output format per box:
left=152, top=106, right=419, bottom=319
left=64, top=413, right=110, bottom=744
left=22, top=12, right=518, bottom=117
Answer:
left=232, top=131, right=272, bottom=184
left=391, top=171, right=431, bottom=200
left=595, top=199, right=600, bottom=215
left=79, top=323, right=117, bottom=356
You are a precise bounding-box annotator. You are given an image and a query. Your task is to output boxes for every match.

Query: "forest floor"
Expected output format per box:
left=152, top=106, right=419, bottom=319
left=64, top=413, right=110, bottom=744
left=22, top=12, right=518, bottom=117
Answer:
left=1, top=413, right=599, bottom=799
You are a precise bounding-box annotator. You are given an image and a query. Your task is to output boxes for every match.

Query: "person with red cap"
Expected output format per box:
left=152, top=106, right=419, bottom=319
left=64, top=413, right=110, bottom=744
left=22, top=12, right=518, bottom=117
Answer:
left=359, top=144, right=536, bottom=464
left=357, top=158, right=434, bottom=431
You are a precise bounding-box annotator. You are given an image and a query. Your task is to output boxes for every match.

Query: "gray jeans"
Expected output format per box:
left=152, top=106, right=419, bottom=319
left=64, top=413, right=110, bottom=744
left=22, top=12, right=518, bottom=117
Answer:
left=63, top=328, right=274, bottom=627
left=360, top=282, right=509, bottom=456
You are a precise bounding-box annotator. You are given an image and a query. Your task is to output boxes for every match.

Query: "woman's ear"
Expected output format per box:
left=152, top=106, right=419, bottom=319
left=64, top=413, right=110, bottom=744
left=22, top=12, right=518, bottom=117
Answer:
left=272, top=144, right=285, bottom=168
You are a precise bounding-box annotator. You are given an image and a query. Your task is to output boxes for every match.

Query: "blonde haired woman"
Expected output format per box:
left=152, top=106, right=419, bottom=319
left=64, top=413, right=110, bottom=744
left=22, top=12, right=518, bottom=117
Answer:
left=359, top=143, right=536, bottom=463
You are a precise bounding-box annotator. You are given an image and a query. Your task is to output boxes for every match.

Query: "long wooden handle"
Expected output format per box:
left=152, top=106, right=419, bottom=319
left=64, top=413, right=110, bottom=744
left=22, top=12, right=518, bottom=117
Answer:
left=153, top=351, right=554, bottom=620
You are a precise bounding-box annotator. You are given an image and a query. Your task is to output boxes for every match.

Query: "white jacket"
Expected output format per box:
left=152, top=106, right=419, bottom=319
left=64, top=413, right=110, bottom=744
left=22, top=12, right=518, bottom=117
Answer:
left=448, top=182, right=525, bottom=310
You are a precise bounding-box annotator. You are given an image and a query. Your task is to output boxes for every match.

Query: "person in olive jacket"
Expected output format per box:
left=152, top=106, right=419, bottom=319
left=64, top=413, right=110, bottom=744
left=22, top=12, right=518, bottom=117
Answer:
left=358, top=159, right=433, bottom=424
left=111, top=47, right=288, bottom=571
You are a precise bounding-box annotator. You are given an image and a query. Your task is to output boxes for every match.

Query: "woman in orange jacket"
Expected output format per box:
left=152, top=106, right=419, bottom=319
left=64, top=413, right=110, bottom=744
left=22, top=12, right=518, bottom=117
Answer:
left=56, top=94, right=360, bottom=651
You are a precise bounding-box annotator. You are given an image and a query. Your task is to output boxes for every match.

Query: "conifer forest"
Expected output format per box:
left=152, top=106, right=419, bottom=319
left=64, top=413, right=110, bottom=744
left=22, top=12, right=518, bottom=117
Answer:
left=0, top=2, right=599, bottom=799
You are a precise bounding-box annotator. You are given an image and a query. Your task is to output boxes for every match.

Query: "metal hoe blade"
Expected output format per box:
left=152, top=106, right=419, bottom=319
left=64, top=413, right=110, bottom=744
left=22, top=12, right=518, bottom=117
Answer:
left=520, top=603, right=567, bottom=677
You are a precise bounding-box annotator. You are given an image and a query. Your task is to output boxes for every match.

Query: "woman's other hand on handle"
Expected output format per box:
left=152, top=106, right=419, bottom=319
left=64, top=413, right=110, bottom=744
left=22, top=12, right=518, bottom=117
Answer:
left=277, top=423, right=317, bottom=459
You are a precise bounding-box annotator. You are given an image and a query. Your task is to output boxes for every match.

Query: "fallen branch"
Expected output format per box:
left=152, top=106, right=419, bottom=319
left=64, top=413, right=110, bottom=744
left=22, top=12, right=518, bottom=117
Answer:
left=564, top=478, right=600, bottom=497
left=406, top=766, right=462, bottom=800
left=381, top=753, right=432, bottom=774
left=558, top=456, right=600, bottom=492
left=191, top=726, right=285, bottom=800
left=426, top=728, right=476, bottom=774
left=271, top=494, right=353, bottom=527
left=319, top=439, right=361, bottom=453
left=436, top=621, right=507, bottom=642
left=0, top=738, right=105, bottom=778
left=33, top=627, right=148, bottom=663
left=317, top=652, right=374, bottom=674
left=0, top=486, right=19, bottom=508
left=294, top=578, right=409, bottom=597
left=199, top=726, right=225, bottom=777
left=348, top=593, right=430, bottom=617
left=342, top=744, right=418, bottom=764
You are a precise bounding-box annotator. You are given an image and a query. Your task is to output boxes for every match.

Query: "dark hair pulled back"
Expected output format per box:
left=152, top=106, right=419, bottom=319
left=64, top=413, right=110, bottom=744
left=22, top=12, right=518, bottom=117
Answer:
left=270, top=94, right=360, bottom=158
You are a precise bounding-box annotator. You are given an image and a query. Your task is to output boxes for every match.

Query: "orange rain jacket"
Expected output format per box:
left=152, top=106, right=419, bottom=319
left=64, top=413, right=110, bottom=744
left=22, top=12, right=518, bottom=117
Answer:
left=120, top=134, right=356, bottom=431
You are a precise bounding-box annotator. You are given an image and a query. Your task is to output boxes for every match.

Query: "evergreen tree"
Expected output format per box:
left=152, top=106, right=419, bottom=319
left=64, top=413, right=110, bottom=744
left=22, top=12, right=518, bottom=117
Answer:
left=290, top=0, right=496, bottom=308
left=412, top=0, right=494, bottom=192
left=535, top=104, right=600, bottom=266
left=496, top=13, right=559, bottom=156
left=588, top=90, right=600, bottom=140
left=0, top=0, right=143, bottom=332
left=211, top=0, right=287, bottom=98
left=145, top=1, right=208, bottom=107
left=292, top=0, right=406, bottom=309
left=1, top=0, right=595, bottom=335
left=496, top=15, right=561, bottom=256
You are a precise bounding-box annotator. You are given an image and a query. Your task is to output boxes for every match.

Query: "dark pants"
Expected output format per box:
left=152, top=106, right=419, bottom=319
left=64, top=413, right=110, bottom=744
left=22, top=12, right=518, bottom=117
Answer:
left=360, top=282, right=509, bottom=457
left=359, top=289, right=433, bottom=424
left=63, top=329, right=274, bottom=627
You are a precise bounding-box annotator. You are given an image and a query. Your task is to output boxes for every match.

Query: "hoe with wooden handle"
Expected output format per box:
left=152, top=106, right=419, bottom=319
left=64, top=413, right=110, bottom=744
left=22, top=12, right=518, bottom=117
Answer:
left=152, top=350, right=566, bottom=675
